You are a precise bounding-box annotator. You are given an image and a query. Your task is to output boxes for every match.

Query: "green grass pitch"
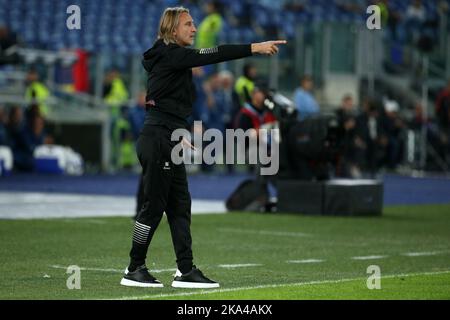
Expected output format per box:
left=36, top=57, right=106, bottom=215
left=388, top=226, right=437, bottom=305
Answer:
left=0, top=204, right=449, bottom=300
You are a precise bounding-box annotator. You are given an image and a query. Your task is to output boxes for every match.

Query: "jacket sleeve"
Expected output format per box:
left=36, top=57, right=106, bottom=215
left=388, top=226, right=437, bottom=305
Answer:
left=168, top=44, right=252, bottom=69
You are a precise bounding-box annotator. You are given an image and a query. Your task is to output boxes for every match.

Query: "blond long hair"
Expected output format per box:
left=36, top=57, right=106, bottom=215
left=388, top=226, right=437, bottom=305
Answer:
left=157, top=7, right=189, bottom=44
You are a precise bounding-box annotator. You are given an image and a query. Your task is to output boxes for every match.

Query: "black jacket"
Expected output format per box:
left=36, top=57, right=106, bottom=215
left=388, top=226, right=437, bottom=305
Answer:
left=142, top=39, right=252, bottom=130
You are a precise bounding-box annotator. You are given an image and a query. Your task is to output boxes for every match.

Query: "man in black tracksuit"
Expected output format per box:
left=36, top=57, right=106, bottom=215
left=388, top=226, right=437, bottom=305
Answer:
left=120, top=6, right=285, bottom=288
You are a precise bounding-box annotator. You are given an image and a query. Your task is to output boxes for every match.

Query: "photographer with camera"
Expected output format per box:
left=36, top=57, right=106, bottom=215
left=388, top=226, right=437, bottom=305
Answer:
left=234, top=84, right=277, bottom=173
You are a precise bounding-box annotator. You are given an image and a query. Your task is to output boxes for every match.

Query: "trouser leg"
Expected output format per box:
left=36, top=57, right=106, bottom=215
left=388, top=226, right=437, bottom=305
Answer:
left=166, top=162, right=193, bottom=274
left=134, top=174, right=145, bottom=221
left=129, top=129, right=172, bottom=269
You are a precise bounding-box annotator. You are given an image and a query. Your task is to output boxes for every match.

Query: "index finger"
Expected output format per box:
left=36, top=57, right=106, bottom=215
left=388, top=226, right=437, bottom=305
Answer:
left=270, top=40, right=287, bottom=45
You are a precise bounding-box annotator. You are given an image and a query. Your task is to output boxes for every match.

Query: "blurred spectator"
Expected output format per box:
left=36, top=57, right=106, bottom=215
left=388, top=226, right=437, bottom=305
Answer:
left=435, top=79, right=450, bottom=158
left=218, top=70, right=240, bottom=131
left=293, top=75, right=319, bottom=121
left=24, top=70, right=50, bottom=117
left=7, top=106, right=34, bottom=171
left=200, top=71, right=235, bottom=172
left=234, top=63, right=257, bottom=107
left=196, top=1, right=223, bottom=49
left=220, top=70, right=240, bottom=173
left=0, top=106, right=9, bottom=146
left=404, top=0, right=426, bottom=44
left=103, top=69, right=129, bottom=118
left=381, top=99, right=405, bottom=169
left=354, top=99, right=387, bottom=177
left=195, top=1, right=224, bottom=76
left=128, top=92, right=147, bottom=141
left=234, top=85, right=276, bottom=173
left=0, top=25, right=21, bottom=66
left=189, top=66, right=207, bottom=126
left=25, top=114, right=53, bottom=148
left=235, top=86, right=272, bottom=130
left=103, top=69, right=129, bottom=169
left=335, top=94, right=361, bottom=178
left=25, top=104, right=41, bottom=125
left=115, top=106, right=136, bottom=170
left=203, top=72, right=233, bottom=133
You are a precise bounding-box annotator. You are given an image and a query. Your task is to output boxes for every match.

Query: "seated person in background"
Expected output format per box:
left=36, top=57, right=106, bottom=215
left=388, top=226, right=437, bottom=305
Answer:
left=235, top=85, right=276, bottom=132
left=380, top=99, right=405, bottom=170
left=234, top=85, right=276, bottom=173
left=25, top=114, right=53, bottom=149
left=7, top=106, right=34, bottom=171
left=335, top=94, right=361, bottom=178
left=354, top=99, right=388, bottom=177
left=293, top=75, right=320, bottom=121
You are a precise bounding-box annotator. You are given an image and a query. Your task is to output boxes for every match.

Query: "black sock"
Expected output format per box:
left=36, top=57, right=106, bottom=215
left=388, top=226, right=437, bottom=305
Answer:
left=128, top=259, right=145, bottom=272
left=178, top=261, right=193, bottom=274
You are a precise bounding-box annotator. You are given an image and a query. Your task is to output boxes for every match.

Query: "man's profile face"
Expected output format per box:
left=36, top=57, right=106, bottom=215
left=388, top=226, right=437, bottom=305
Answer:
left=248, top=67, right=257, bottom=80
left=252, top=90, right=266, bottom=109
left=173, top=12, right=196, bottom=47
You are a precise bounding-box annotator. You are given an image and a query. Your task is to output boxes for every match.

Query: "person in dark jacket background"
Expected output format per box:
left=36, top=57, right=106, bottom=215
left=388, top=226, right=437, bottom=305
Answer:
left=120, top=6, right=286, bottom=289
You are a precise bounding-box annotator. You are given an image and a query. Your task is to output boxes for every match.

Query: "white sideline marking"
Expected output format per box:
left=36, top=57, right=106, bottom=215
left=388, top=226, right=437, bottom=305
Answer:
left=219, top=228, right=311, bottom=237
left=62, top=219, right=108, bottom=225
left=402, top=251, right=445, bottom=257
left=351, top=255, right=388, bottom=260
left=218, top=264, right=263, bottom=268
left=49, top=263, right=263, bottom=273
left=0, top=192, right=226, bottom=219
left=112, top=270, right=450, bottom=300
left=287, top=259, right=324, bottom=264
left=49, top=265, right=176, bottom=274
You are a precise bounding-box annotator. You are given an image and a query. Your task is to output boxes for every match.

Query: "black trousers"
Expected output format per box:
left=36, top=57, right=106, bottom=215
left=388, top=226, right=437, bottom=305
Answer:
left=129, top=125, right=193, bottom=273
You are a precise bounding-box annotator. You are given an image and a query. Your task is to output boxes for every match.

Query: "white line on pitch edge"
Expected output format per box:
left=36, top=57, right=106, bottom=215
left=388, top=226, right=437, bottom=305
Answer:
left=402, top=251, right=446, bottom=257
left=287, top=259, right=325, bottom=264
left=218, top=264, right=263, bottom=268
left=49, top=265, right=176, bottom=274
left=351, top=255, right=388, bottom=260
left=219, top=228, right=311, bottom=237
